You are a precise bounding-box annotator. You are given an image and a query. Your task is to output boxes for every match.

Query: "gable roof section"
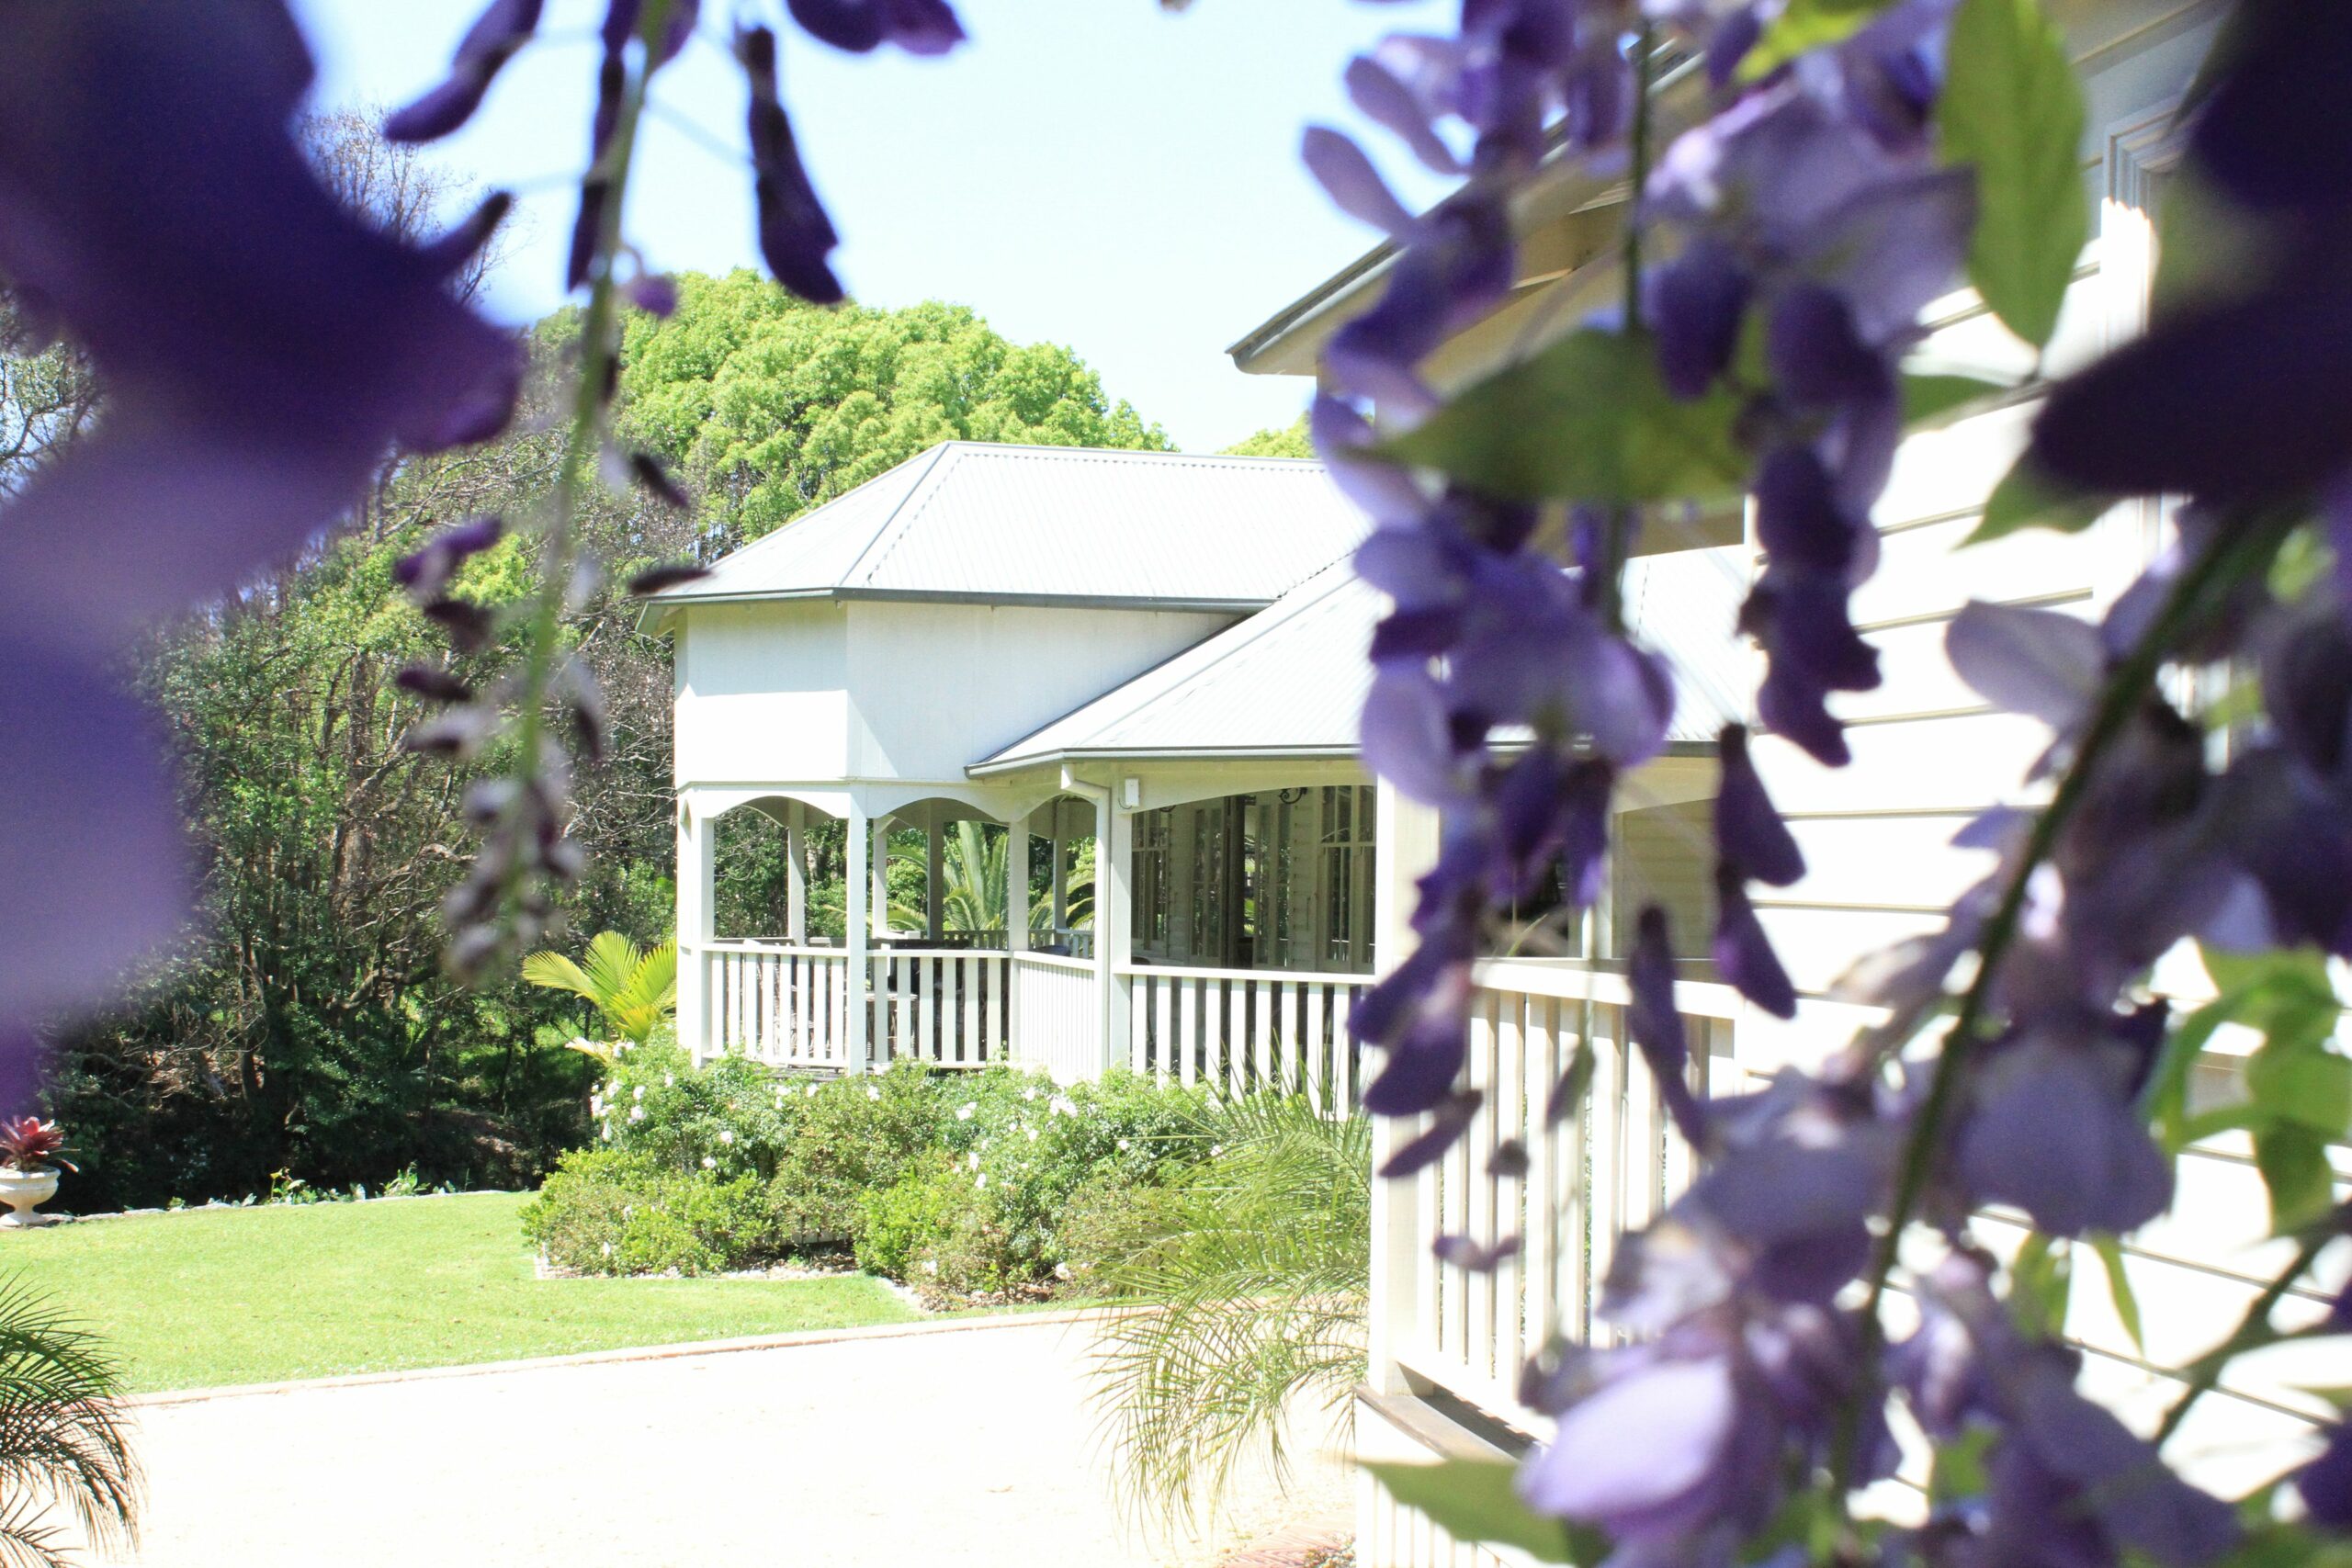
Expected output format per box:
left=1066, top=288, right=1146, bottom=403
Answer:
left=971, top=546, right=1752, bottom=774
left=642, top=442, right=1370, bottom=615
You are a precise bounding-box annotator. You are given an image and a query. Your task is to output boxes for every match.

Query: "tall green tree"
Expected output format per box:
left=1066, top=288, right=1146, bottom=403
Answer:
left=619, top=272, right=1170, bottom=542
left=1218, top=412, right=1312, bottom=458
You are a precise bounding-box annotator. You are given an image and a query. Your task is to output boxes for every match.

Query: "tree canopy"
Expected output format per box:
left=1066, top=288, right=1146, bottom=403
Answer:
left=617, top=272, right=1170, bottom=543
left=1217, top=412, right=1312, bottom=459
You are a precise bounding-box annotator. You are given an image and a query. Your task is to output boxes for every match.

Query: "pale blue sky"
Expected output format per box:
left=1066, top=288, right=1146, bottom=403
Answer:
left=288, top=0, right=1453, bottom=452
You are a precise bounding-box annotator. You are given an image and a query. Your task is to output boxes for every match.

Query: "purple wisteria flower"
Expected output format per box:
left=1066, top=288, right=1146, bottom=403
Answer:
left=2029, top=3, right=2352, bottom=510
left=1644, top=5, right=1971, bottom=768
left=1521, top=1069, right=1900, bottom=1561
left=384, top=0, right=545, bottom=143
left=1898, top=1252, right=2240, bottom=1568
left=0, top=0, right=521, bottom=1048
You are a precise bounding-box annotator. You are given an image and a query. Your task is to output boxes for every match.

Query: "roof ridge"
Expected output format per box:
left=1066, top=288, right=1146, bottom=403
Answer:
left=836, top=442, right=956, bottom=588
left=932, top=440, right=1325, bottom=468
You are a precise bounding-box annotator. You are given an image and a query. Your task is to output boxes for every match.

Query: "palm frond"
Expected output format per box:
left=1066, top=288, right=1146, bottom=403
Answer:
left=0, top=1278, right=141, bottom=1565
left=1087, top=1094, right=1370, bottom=1532
left=577, top=931, right=647, bottom=1004
left=523, top=932, right=676, bottom=1044
left=518, top=950, right=598, bottom=1004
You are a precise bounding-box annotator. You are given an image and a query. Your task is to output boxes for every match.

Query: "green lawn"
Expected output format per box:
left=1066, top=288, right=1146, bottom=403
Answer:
left=4, top=1191, right=920, bottom=1393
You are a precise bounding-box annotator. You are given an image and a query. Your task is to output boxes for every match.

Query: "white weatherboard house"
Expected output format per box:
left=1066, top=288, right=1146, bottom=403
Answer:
left=647, top=439, right=1745, bottom=1100
left=1221, top=4, right=2336, bottom=1563
left=657, top=3, right=2337, bottom=1555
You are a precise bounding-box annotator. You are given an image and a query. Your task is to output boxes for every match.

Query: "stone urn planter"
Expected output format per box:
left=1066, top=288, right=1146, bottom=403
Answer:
left=0, top=1167, right=60, bottom=1228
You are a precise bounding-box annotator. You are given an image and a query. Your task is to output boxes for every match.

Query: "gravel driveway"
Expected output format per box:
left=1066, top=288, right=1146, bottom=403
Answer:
left=53, top=1314, right=1351, bottom=1568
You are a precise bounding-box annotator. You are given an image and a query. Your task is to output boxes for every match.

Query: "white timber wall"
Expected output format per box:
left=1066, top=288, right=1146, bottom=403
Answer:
left=1730, top=0, right=2345, bottom=1523
left=673, top=596, right=1231, bottom=790
left=1360, top=6, right=2347, bottom=1562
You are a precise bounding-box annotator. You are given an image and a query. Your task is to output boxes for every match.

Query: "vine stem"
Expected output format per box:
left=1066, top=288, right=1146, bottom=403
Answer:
left=1600, top=21, right=1657, bottom=637
left=2153, top=1227, right=2329, bottom=1447
left=1823, top=510, right=2295, bottom=1510
left=495, top=0, right=673, bottom=937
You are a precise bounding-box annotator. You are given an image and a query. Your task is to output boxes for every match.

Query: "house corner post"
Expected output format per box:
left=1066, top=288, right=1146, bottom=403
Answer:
left=676, top=795, right=717, bottom=1066
left=1367, top=778, right=1442, bottom=1395
left=1100, top=788, right=1136, bottom=1079
left=1007, top=811, right=1032, bottom=955
left=869, top=816, right=891, bottom=940
left=1006, top=810, right=1031, bottom=1064
left=846, top=799, right=873, bottom=1073
left=785, top=801, right=808, bottom=945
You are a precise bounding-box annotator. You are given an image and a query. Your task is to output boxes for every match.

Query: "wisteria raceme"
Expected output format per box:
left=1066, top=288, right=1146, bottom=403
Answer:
left=1311, top=0, right=2352, bottom=1563
left=383, top=0, right=544, bottom=143
left=0, top=0, right=520, bottom=1048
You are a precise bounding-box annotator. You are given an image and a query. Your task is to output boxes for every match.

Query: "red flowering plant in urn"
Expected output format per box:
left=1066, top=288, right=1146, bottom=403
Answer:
left=0, top=1117, right=73, bottom=1229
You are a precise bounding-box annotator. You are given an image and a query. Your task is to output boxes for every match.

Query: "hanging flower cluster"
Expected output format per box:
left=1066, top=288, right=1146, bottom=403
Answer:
left=1316, top=0, right=2352, bottom=1562
left=0, top=0, right=964, bottom=1015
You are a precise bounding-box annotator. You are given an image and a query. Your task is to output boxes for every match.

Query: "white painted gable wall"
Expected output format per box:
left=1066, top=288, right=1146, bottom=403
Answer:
left=673, top=596, right=1233, bottom=793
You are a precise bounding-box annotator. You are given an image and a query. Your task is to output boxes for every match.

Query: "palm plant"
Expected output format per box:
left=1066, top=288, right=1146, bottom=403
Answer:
left=0, top=1279, right=141, bottom=1567
left=888, top=822, right=1065, bottom=936
left=1086, top=1093, right=1369, bottom=1530
left=520, top=931, right=677, bottom=1063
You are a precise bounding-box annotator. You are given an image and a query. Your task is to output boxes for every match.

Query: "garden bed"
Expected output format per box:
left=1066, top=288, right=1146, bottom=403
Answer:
left=523, top=1044, right=1219, bottom=1307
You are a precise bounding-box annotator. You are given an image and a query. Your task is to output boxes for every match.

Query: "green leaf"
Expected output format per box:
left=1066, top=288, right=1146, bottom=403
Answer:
left=1738, top=0, right=1897, bottom=82
left=2204, top=946, right=2334, bottom=1001
left=2246, top=1044, right=2352, bottom=1136
left=1902, top=371, right=2018, bottom=430
left=1547, top=1038, right=1599, bottom=1127
left=1362, top=1460, right=1602, bottom=1563
left=1939, top=0, right=2089, bottom=348
left=1377, top=329, right=1748, bottom=503
left=2144, top=991, right=2239, bottom=1152
left=1929, top=1428, right=1994, bottom=1506
left=2009, top=1231, right=2073, bottom=1338
left=2087, top=1234, right=2146, bottom=1356
left=1969, top=455, right=2109, bottom=543
left=2256, top=1123, right=2336, bottom=1233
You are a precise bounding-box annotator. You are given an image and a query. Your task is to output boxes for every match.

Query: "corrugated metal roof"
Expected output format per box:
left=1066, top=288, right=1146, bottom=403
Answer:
left=971, top=546, right=1752, bottom=773
left=644, top=442, right=1371, bottom=611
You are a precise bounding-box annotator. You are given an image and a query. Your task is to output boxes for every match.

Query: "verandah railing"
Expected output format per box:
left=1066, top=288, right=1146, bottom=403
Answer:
left=871, top=946, right=1011, bottom=1066
left=1366, top=960, right=1737, bottom=1494
left=1122, top=964, right=1371, bottom=1112
left=698, top=941, right=1012, bottom=1069
left=698, top=942, right=852, bottom=1069
left=1010, top=951, right=1098, bottom=1082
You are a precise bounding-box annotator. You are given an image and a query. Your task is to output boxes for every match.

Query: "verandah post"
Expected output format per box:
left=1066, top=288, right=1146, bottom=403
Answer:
left=785, top=800, right=808, bottom=944
left=675, top=793, right=717, bottom=1066
left=846, top=798, right=873, bottom=1072
left=1101, top=786, right=1135, bottom=1078
left=1367, top=777, right=1442, bottom=1394
left=1007, top=809, right=1031, bottom=1063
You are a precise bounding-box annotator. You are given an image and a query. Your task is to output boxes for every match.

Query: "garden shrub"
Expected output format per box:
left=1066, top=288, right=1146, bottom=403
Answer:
left=853, top=1152, right=969, bottom=1279
left=766, top=1063, right=950, bottom=1242
left=901, top=1069, right=1213, bottom=1293
left=529, top=1051, right=1250, bottom=1296
left=520, top=1148, right=783, bottom=1276
left=592, top=1035, right=800, bottom=1179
